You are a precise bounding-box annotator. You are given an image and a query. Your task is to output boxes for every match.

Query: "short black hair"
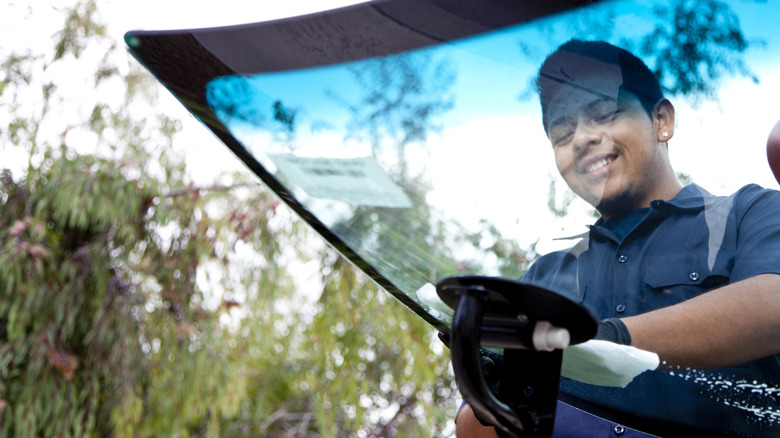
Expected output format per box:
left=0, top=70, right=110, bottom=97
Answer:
left=536, top=40, right=663, bottom=134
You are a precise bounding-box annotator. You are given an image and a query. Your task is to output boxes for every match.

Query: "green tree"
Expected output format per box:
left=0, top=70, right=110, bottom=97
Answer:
left=638, top=0, right=761, bottom=103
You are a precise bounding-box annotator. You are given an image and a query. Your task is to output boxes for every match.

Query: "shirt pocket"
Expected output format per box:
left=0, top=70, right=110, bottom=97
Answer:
left=643, top=251, right=732, bottom=307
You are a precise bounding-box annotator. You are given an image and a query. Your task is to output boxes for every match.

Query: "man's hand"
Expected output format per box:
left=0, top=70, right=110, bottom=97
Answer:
left=594, top=318, right=631, bottom=345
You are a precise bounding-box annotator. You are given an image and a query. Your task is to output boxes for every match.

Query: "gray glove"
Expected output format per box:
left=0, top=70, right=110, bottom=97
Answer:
left=594, top=318, right=632, bottom=345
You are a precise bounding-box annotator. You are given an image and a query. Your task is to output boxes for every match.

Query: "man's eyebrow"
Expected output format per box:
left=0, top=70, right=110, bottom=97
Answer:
left=583, top=97, right=617, bottom=112
left=547, top=114, right=574, bottom=133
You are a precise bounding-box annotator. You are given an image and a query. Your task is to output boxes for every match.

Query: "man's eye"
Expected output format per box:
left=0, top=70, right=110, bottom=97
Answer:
left=552, top=131, right=573, bottom=147
left=595, top=110, right=617, bottom=123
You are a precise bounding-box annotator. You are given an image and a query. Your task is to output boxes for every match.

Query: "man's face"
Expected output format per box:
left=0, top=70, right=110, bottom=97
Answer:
left=546, top=75, right=664, bottom=216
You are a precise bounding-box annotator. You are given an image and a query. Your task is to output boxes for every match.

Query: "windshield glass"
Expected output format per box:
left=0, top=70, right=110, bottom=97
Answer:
left=129, top=0, right=780, bottom=434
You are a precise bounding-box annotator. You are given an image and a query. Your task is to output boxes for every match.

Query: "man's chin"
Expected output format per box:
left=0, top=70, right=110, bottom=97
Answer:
left=595, top=190, right=638, bottom=217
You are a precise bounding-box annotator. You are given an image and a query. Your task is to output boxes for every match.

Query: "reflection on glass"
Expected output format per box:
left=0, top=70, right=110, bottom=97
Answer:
left=204, top=0, right=780, bottom=434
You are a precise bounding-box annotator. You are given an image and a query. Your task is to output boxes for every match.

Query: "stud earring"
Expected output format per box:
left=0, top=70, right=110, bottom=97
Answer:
left=662, top=132, right=669, bottom=138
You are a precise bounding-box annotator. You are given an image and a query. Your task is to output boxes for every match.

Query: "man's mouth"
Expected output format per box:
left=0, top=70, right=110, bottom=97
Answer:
left=581, top=155, right=616, bottom=175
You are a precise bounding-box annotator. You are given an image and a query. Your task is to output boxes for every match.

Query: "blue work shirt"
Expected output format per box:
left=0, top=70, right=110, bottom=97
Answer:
left=522, top=184, right=780, bottom=436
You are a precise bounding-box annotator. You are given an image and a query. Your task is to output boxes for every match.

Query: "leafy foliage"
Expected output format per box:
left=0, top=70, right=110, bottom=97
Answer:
left=3, top=155, right=259, bottom=436
left=345, top=51, right=456, bottom=175
left=639, top=0, right=762, bottom=103
left=0, top=2, right=457, bottom=437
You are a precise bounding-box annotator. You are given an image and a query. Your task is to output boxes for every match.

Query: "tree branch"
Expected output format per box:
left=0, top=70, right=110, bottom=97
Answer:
left=165, top=181, right=261, bottom=198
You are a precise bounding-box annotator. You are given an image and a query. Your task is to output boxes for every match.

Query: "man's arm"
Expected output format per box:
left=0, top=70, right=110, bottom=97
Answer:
left=623, top=273, right=780, bottom=369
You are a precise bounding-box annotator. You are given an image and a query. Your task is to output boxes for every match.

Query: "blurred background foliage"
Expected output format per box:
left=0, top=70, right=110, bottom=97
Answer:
left=0, top=1, right=457, bottom=436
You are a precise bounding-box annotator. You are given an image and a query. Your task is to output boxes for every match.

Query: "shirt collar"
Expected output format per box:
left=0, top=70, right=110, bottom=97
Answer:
left=659, top=183, right=717, bottom=211
left=555, top=184, right=715, bottom=241
left=593, top=183, right=713, bottom=224
left=586, top=183, right=712, bottom=239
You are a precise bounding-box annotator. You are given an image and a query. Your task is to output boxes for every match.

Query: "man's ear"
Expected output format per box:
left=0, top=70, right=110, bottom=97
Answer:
left=654, top=99, right=675, bottom=143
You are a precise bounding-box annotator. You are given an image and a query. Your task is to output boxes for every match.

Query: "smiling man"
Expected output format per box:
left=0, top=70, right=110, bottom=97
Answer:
left=539, top=41, right=681, bottom=218
left=456, top=40, right=780, bottom=437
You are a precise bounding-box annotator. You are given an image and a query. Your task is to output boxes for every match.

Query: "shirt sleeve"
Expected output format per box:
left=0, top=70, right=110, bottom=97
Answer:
left=520, top=245, right=584, bottom=303
left=730, top=184, right=780, bottom=282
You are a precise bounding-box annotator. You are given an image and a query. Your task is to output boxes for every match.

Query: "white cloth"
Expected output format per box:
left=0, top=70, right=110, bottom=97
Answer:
left=561, top=339, right=660, bottom=388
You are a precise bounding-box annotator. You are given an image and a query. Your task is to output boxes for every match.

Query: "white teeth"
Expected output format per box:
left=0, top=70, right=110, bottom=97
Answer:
left=585, top=158, right=613, bottom=174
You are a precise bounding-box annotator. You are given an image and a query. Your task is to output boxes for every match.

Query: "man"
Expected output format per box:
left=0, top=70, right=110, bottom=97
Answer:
left=456, top=40, right=780, bottom=437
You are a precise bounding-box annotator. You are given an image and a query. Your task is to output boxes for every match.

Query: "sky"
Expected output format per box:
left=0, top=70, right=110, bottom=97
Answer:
left=0, top=0, right=369, bottom=183
left=110, top=0, right=365, bottom=31
left=121, top=0, right=371, bottom=179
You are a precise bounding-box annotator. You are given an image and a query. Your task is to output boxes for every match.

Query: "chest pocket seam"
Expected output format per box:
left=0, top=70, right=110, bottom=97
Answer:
left=644, top=251, right=733, bottom=290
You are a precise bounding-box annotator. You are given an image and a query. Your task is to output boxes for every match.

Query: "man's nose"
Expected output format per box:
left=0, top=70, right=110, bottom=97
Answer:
left=572, top=122, right=603, bottom=153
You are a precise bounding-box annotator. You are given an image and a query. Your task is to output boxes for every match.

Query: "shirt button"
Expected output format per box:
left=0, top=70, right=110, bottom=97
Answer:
left=613, top=425, right=626, bottom=436
left=616, top=304, right=626, bottom=313
left=689, top=272, right=700, bottom=281
left=617, top=254, right=628, bottom=263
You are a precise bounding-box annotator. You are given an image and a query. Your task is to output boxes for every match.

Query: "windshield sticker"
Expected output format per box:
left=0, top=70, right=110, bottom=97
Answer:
left=269, top=155, right=412, bottom=208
